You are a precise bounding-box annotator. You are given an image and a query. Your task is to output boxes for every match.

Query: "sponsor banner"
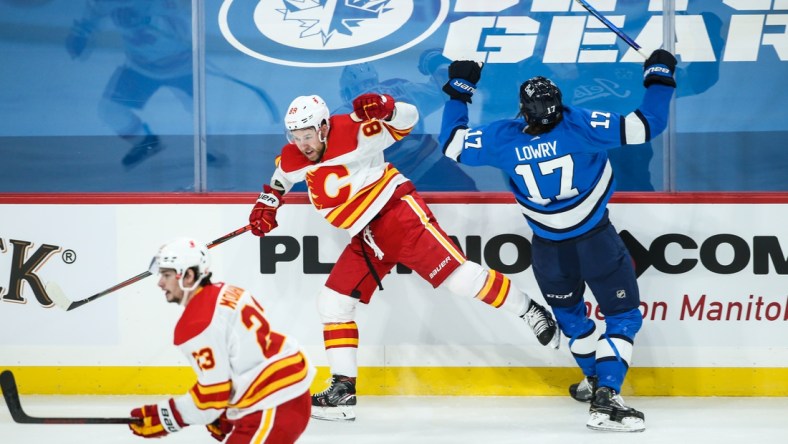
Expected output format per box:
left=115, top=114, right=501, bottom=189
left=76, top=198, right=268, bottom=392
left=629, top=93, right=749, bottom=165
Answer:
left=1, top=200, right=785, bottom=369
left=0, top=205, right=120, bottom=346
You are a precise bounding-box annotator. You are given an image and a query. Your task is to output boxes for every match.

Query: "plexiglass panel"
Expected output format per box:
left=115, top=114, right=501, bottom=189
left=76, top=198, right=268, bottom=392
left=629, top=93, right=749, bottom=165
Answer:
left=1, top=0, right=786, bottom=192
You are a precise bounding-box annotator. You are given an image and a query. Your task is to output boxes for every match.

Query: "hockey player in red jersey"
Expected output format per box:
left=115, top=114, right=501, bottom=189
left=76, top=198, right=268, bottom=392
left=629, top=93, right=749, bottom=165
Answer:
left=128, top=238, right=315, bottom=443
left=248, top=93, right=561, bottom=422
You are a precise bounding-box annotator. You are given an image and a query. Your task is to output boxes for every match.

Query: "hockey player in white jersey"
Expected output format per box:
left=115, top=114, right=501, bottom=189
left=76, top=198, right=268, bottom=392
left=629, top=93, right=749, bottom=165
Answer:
left=128, top=238, right=315, bottom=443
left=438, top=50, right=678, bottom=432
left=248, top=93, right=561, bottom=421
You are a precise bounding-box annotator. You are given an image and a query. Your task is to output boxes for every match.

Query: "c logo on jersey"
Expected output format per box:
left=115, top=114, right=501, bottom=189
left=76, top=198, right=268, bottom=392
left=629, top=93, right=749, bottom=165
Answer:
left=218, top=0, right=449, bottom=67
left=307, top=165, right=352, bottom=208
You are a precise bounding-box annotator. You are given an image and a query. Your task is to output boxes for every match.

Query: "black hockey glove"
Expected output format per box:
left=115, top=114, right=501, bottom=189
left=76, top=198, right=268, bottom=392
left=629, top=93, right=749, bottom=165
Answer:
left=442, top=60, right=483, bottom=103
left=643, top=49, right=677, bottom=88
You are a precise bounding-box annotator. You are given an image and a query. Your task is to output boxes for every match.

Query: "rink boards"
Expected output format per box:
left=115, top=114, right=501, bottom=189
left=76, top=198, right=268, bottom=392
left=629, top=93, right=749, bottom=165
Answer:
left=0, top=193, right=786, bottom=396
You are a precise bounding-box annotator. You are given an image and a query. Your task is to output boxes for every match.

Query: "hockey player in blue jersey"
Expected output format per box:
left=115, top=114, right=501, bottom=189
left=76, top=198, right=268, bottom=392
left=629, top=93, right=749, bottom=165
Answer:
left=438, top=49, right=677, bottom=432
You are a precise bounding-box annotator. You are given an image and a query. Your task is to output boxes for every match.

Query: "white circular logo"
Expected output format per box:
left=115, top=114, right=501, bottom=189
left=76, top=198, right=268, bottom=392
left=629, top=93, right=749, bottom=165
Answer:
left=219, top=0, right=449, bottom=67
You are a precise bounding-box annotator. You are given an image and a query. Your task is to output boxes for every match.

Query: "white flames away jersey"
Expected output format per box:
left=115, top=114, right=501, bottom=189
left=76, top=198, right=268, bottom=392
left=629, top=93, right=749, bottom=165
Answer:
left=271, top=102, right=419, bottom=236
left=169, top=283, right=315, bottom=424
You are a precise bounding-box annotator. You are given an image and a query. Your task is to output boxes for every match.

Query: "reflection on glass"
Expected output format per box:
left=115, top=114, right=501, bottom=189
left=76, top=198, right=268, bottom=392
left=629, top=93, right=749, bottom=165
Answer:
left=65, top=0, right=216, bottom=171
left=0, top=1, right=783, bottom=192
left=334, top=49, right=479, bottom=191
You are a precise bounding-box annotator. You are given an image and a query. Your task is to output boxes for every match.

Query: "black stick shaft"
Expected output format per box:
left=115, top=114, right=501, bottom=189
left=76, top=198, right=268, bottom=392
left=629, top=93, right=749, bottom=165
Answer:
left=574, top=0, right=648, bottom=58
left=0, top=370, right=139, bottom=425
left=206, top=224, right=253, bottom=249
left=61, top=224, right=252, bottom=311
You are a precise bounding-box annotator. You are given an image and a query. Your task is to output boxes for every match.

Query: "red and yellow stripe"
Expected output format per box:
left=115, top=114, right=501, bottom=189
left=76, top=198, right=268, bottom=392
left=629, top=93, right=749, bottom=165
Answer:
left=325, top=165, right=401, bottom=229
left=251, top=409, right=276, bottom=444
left=233, top=351, right=310, bottom=409
left=189, top=379, right=232, bottom=410
left=475, top=270, right=510, bottom=308
left=401, top=195, right=465, bottom=263
left=383, top=122, right=413, bottom=141
left=323, top=322, right=359, bottom=350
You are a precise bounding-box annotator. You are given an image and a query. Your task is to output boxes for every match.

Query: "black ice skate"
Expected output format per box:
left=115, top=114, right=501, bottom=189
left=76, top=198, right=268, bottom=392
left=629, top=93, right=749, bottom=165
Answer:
left=121, top=134, right=164, bottom=169
left=587, top=387, right=645, bottom=432
left=569, top=375, right=598, bottom=402
left=311, top=374, right=357, bottom=421
left=521, top=300, right=560, bottom=349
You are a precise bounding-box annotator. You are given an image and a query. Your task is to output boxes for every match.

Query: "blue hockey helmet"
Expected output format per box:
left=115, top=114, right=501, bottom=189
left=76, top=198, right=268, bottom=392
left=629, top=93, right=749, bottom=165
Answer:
left=339, top=62, right=379, bottom=102
left=519, top=76, right=563, bottom=125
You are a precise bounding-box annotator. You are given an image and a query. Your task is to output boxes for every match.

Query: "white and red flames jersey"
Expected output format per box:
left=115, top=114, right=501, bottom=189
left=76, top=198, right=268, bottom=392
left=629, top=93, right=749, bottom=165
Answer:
left=271, top=102, right=419, bottom=236
left=169, top=283, right=315, bottom=424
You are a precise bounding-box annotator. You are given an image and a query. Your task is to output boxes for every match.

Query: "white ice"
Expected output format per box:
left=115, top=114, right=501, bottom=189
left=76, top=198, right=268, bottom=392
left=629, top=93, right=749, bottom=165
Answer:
left=2, top=395, right=787, bottom=444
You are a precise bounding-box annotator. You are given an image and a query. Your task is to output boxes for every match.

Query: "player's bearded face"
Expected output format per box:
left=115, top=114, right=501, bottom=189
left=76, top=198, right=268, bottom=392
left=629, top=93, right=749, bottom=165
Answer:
left=289, top=127, right=326, bottom=162
left=158, top=269, right=185, bottom=304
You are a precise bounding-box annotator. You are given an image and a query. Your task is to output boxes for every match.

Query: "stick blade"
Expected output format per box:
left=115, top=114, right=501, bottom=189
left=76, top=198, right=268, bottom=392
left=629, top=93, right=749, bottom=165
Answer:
left=46, top=282, right=74, bottom=311
left=1, top=370, right=28, bottom=423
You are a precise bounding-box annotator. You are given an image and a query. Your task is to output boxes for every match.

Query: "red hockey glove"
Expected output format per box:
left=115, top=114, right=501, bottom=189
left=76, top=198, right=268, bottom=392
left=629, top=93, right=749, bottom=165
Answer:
left=249, top=185, right=283, bottom=237
left=206, top=412, right=234, bottom=442
left=352, top=93, right=395, bottom=121
left=129, top=399, right=187, bottom=438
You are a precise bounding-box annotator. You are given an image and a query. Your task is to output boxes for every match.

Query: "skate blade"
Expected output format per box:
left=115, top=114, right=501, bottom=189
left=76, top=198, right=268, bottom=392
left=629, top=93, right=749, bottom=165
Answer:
left=311, top=406, right=356, bottom=422
left=586, top=412, right=645, bottom=432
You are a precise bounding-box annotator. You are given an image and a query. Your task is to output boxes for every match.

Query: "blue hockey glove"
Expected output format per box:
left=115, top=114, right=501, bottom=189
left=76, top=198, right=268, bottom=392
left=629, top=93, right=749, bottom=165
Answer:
left=643, top=49, right=677, bottom=88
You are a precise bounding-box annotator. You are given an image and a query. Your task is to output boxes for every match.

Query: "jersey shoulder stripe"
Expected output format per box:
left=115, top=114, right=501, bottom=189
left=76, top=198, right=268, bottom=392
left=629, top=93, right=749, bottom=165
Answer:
left=174, top=284, right=222, bottom=346
left=278, top=144, right=312, bottom=172
left=322, top=114, right=362, bottom=161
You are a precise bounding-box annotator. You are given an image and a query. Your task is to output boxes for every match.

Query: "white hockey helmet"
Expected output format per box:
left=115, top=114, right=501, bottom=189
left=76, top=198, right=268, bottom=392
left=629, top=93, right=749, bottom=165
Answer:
left=284, top=95, right=330, bottom=142
left=149, top=237, right=210, bottom=292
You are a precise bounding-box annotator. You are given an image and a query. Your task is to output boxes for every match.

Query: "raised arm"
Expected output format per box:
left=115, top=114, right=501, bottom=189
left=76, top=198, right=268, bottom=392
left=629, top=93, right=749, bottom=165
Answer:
left=438, top=60, right=483, bottom=162
left=622, top=49, right=677, bottom=144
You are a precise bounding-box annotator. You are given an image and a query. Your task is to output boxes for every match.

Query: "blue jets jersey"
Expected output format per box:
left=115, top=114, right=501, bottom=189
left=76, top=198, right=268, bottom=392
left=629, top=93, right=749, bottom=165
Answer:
left=439, top=84, right=674, bottom=241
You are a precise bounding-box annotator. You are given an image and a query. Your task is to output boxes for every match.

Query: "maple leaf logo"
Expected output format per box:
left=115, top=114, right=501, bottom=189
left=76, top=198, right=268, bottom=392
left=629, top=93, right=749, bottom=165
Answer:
left=278, top=0, right=394, bottom=46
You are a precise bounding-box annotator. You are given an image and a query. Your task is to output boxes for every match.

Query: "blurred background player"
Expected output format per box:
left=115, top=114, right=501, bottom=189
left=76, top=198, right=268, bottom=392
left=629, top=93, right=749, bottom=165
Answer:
left=334, top=49, right=478, bottom=191
left=128, top=238, right=315, bottom=443
left=65, top=0, right=224, bottom=169
left=438, top=50, right=677, bottom=432
left=248, top=92, right=560, bottom=421
left=65, top=0, right=189, bottom=168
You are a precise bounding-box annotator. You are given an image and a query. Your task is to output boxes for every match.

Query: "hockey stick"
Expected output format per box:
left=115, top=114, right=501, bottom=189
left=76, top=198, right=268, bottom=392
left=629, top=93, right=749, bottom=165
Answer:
left=0, top=370, right=139, bottom=424
left=47, top=224, right=253, bottom=311
left=574, top=0, right=648, bottom=59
